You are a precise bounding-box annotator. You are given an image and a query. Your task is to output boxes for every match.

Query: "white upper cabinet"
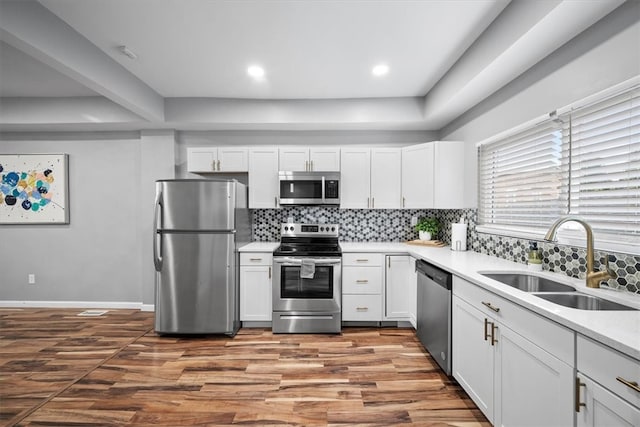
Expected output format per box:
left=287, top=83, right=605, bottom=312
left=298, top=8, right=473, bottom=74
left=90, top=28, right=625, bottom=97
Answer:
left=279, top=147, right=340, bottom=171
left=340, top=148, right=371, bottom=209
left=370, top=148, right=402, bottom=209
left=187, top=147, right=248, bottom=173
left=340, top=147, right=401, bottom=209
left=248, top=147, right=279, bottom=208
left=401, top=143, right=434, bottom=208
left=401, top=141, right=465, bottom=208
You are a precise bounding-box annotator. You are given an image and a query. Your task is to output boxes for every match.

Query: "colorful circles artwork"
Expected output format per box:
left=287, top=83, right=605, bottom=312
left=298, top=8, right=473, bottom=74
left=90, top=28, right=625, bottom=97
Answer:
left=0, top=165, right=55, bottom=211
left=0, top=154, right=68, bottom=224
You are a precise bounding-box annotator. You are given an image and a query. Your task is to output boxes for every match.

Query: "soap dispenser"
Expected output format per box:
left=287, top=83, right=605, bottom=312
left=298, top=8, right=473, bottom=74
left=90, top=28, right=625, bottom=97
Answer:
left=527, top=241, right=543, bottom=271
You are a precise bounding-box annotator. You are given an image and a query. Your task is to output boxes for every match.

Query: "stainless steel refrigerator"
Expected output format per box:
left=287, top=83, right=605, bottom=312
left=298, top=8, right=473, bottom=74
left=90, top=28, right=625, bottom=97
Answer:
left=153, top=179, right=249, bottom=335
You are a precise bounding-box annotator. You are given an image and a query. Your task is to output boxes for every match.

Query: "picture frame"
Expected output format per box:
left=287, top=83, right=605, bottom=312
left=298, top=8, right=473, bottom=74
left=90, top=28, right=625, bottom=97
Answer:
left=0, top=154, right=70, bottom=224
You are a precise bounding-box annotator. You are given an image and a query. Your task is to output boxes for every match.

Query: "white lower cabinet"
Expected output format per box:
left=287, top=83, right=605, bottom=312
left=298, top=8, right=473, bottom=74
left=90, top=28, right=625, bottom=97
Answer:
left=576, top=335, right=640, bottom=427
left=452, top=276, right=574, bottom=426
left=342, top=253, right=383, bottom=321
left=384, top=255, right=413, bottom=321
left=239, top=253, right=272, bottom=321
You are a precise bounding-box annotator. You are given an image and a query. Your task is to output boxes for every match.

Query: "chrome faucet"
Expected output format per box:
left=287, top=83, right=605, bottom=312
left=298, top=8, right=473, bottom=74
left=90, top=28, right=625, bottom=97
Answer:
left=544, top=215, right=617, bottom=288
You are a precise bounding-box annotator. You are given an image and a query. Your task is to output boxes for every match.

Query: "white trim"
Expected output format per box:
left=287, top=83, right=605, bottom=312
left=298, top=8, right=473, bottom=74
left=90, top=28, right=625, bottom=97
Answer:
left=476, top=75, right=640, bottom=148
left=140, top=304, right=155, bottom=312
left=0, top=301, right=145, bottom=309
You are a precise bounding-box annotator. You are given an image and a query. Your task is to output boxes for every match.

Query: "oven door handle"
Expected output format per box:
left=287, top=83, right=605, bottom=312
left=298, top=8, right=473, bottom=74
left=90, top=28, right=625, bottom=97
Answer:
left=274, top=257, right=342, bottom=266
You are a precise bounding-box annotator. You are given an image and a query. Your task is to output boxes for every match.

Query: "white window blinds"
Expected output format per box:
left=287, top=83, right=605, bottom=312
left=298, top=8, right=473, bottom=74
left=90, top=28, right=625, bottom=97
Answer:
left=478, top=123, right=565, bottom=230
left=564, top=87, right=640, bottom=238
left=479, top=84, right=640, bottom=241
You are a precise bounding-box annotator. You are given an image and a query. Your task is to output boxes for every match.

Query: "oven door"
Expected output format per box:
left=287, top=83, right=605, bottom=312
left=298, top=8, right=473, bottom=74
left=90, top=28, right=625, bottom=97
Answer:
left=272, top=257, right=341, bottom=312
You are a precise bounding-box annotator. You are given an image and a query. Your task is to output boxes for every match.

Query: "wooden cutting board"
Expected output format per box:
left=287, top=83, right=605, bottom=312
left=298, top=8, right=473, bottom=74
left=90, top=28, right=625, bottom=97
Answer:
left=405, top=239, right=446, bottom=247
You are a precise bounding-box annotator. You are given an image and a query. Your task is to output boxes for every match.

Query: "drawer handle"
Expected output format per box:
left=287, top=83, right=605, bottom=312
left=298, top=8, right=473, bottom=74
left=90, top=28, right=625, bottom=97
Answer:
left=575, top=378, right=586, bottom=412
left=356, top=280, right=369, bottom=284
left=616, top=376, right=640, bottom=393
left=356, top=307, right=369, bottom=312
left=356, top=259, right=369, bottom=262
left=249, top=258, right=262, bottom=261
left=482, top=301, right=500, bottom=313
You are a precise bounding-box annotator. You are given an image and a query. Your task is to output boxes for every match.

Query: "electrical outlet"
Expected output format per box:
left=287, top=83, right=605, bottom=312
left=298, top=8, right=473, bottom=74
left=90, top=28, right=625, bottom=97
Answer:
left=411, top=216, right=418, bottom=226
left=28, top=274, right=35, bottom=285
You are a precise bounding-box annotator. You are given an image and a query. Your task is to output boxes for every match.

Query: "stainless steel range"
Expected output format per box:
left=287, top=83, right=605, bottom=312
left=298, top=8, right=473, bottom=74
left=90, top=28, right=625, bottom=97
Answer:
left=272, top=223, right=341, bottom=334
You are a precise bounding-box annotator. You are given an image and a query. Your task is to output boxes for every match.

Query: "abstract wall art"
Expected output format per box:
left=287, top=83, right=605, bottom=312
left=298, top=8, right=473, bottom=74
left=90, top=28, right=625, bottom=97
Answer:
left=0, top=154, right=69, bottom=224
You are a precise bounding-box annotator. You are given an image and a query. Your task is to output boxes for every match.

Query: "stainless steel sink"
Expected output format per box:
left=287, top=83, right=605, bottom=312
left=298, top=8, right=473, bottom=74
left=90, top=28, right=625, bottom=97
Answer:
left=481, top=273, right=576, bottom=293
left=534, top=293, right=637, bottom=311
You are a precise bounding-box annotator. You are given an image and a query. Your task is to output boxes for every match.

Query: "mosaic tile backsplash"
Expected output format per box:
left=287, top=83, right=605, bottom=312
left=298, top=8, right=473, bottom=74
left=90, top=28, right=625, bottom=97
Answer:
left=252, top=207, right=639, bottom=295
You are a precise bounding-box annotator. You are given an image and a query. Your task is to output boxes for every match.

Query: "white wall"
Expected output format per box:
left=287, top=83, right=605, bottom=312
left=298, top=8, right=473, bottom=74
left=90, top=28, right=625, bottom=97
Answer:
left=441, top=1, right=640, bottom=206
left=0, top=133, right=174, bottom=306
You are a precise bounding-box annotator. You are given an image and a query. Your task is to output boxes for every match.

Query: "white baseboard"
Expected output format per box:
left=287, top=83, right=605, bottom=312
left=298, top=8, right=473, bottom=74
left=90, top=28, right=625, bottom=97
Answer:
left=0, top=300, right=151, bottom=310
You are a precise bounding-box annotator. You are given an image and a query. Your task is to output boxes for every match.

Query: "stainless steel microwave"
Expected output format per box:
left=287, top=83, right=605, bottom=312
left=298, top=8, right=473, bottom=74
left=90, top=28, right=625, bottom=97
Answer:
left=278, top=171, right=340, bottom=206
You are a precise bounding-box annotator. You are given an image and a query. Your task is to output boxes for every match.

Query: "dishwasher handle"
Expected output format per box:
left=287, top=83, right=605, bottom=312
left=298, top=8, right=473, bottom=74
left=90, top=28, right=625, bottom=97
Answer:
left=416, top=259, right=452, bottom=290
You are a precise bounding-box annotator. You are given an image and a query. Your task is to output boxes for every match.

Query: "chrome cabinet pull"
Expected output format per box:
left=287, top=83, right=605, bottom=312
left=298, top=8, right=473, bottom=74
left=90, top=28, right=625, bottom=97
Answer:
left=482, top=301, right=500, bottom=312
left=575, top=378, right=586, bottom=412
left=402, top=197, right=405, bottom=208
left=484, top=318, right=490, bottom=341
left=275, top=196, right=278, bottom=207
left=217, top=159, right=221, bottom=170
left=367, top=197, right=370, bottom=208
left=356, top=259, right=369, bottom=262
left=356, top=279, right=369, bottom=283
left=310, top=160, right=314, bottom=171
left=616, top=376, right=640, bottom=392
left=268, top=266, right=271, bottom=279
left=249, top=258, right=262, bottom=261
left=388, top=257, right=391, bottom=268
left=212, top=160, right=216, bottom=171
left=356, top=307, right=369, bottom=312
left=372, top=197, right=375, bottom=208
left=305, top=160, right=309, bottom=171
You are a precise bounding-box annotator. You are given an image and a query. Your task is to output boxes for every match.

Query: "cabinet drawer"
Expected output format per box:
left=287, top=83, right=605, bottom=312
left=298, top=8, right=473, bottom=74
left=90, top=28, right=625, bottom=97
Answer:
left=240, top=253, right=273, bottom=266
left=342, top=253, right=383, bottom=266
left=342, top=295, right=382, bottom=321
left=453, top=276, right=574, bottom=365
left=578, top=335, right=640, bottom=408
left=342, top=267, right=382, bottom=294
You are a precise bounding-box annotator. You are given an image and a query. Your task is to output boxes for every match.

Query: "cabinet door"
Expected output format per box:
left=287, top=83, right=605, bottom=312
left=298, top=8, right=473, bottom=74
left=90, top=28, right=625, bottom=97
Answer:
left=370, top=148, right=402, bottom=209
left=249, top=148, right=279, bottom=208
left=408, top=257, right=417, bottom=328
left=240, top=265, right=272, bottom=321
left=218, top=147, right=248, bottom=172
left=309, top=147, right=340, bottom=171
left=187, top=147, right=217, bottom=172
left=279, top=147, right=309, bottom=171
left=385, top=255, right=412, bottom=320
left=495, top=324, right=574, bottom=427
left=433, top=141, right=465, bottom=208
left=577, top=373, right=640, bottom=427
left=452, top=295, right=494, bottom=423
left=340, top=148, right=371, bottom=208
left=402, top=143, right=434, bottom=208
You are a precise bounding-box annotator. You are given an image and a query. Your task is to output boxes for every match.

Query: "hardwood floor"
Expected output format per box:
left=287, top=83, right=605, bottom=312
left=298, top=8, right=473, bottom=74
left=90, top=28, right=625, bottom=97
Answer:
left=1, top=308, right=489, bottom=426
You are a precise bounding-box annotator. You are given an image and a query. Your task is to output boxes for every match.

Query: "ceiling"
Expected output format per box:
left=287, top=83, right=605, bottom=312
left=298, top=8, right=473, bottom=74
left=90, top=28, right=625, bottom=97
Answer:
left=0, top=0, right=628, bottom=132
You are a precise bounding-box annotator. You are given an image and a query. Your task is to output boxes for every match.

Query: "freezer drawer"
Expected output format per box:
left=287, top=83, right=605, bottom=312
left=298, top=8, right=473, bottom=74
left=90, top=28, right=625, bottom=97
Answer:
left=154, top=232, right=238, bottom=335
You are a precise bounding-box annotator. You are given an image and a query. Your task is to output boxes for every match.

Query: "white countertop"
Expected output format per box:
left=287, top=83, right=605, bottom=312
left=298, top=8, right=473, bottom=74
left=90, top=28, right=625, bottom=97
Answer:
left=239, top=242, right=280, bottom=252
left=345, top=242, right=640, bottom=361
left=241, top=240, right=640, bottom=360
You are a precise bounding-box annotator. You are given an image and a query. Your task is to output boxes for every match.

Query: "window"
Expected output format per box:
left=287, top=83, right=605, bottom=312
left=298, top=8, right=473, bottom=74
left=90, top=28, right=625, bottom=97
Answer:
left=479, top=84, right=640, bottom=250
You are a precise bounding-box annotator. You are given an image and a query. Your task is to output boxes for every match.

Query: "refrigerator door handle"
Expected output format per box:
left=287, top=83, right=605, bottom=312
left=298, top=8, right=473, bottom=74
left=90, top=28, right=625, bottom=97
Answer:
left=153, top=190, right=163, bottom=272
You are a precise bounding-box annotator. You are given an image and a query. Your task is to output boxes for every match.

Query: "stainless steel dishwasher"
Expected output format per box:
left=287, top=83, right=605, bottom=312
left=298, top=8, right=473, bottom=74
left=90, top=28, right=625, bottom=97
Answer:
left=416, top=259, right=452, bottom=375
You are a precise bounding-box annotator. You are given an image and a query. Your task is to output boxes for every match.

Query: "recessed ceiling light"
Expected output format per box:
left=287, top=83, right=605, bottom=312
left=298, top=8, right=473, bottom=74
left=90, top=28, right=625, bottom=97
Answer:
left=372, top=64, right=389, bottom=77
left=247, top=65, right=265, bottom=79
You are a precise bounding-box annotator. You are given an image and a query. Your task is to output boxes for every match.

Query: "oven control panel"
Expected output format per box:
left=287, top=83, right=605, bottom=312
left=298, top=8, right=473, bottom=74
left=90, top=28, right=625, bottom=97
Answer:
left=280, top=223, right=339, bottom=237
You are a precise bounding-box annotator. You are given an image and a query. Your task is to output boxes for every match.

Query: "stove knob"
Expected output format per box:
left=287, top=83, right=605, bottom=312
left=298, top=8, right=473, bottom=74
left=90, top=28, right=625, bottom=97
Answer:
left=284, top=226, right=289, bottom=231
left=331, top=227, right=335, bottom=232
left=320, top=226, right=324, bottom=231
left=290, top=226, right=294, bottom=232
